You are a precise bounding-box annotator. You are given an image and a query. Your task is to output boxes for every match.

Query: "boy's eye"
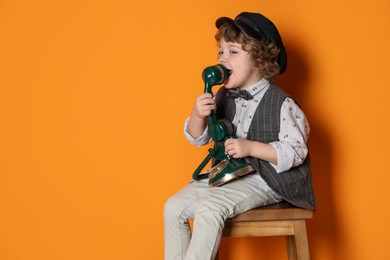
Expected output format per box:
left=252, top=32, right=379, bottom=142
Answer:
left=218, top=48, right=239, bottom=57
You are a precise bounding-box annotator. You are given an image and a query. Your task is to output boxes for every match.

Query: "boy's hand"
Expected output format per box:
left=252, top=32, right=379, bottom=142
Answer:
left=187, top=93, right=216, bottom=139
left=224, top=138, right=251, bottom=158
left=192, top=93, right=216, bottom=119
left=225, top=138, right=278, bottom=164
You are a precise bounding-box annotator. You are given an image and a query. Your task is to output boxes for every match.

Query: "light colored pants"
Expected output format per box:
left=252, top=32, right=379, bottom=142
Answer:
left=164, top=174, right=281, bottom=260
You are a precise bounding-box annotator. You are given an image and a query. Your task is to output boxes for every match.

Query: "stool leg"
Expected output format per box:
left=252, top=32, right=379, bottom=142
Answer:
left=286, top=235, right=297, bottom=260
left=286, top=220, right=310, bottom=260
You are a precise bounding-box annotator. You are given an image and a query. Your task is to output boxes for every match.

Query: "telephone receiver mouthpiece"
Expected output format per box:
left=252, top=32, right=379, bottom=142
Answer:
left=202, top=64, right=228, bottom=93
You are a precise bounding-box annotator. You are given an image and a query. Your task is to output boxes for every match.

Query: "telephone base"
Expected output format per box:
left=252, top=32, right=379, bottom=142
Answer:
left=208, top=159, right=255, bottom=187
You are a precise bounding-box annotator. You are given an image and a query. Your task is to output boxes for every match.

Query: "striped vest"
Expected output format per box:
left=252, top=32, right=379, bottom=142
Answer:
left=215, top=84, right=316, bottom=210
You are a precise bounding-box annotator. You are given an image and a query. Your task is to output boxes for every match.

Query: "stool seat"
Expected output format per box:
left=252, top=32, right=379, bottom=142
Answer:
left=220, top=201, right=313, bottom=260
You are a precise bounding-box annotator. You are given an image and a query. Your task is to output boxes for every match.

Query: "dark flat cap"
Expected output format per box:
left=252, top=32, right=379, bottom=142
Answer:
left=216, top=12, right=287, bottom=74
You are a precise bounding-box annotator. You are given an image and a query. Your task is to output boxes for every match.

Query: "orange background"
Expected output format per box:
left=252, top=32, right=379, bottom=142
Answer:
left=1, top=1, right=389, bottom=259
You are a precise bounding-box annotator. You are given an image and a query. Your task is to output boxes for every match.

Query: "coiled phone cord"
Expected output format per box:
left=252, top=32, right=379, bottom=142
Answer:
left=192, top=148, right=216, bottom=180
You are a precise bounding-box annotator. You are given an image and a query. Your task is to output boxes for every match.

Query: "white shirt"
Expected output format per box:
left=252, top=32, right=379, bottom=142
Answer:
left=184, top=78, right=310, bottom=174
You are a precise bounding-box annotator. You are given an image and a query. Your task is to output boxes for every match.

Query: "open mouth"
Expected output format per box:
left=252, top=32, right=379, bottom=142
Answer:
left=227, top=69, right=232, bottom=78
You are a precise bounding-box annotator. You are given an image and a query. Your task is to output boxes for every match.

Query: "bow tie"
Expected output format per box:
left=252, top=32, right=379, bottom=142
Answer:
left=226, top=89, right=253, bottom=100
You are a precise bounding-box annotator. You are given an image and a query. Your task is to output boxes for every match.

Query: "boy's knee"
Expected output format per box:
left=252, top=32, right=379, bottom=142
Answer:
left=164, top=195, right=182, bottom=219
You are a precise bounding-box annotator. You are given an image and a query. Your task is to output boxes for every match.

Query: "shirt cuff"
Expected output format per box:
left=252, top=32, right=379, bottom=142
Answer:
left=269, top=142, right=295, bottom=173
left=183, top=117, right=212, bottom=147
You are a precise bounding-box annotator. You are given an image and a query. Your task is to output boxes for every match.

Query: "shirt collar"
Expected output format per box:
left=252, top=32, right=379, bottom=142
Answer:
left=241, top=78, right=270, bottom=97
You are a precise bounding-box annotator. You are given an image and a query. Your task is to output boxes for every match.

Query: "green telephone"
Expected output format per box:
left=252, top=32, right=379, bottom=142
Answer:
left=192, top=64, right=255, bottom=187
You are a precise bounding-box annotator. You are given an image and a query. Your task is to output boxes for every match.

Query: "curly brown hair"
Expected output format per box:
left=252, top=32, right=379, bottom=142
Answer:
left=215, top=23, right=281, bottom=82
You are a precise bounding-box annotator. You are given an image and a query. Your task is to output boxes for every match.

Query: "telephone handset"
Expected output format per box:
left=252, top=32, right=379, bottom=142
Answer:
left=192, top=64, right=255, bottom=187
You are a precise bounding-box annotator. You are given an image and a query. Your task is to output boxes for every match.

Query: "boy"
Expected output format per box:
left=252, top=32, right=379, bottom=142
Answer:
left=164, top=12, right=315, bottom=260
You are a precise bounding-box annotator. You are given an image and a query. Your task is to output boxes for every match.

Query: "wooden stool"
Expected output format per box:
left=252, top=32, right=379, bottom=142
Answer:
left=218, top=201, right=313, bottom=260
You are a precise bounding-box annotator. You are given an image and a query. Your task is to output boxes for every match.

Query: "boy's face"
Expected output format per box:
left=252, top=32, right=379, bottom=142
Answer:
left=218, top=39, right=261, bottom=89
